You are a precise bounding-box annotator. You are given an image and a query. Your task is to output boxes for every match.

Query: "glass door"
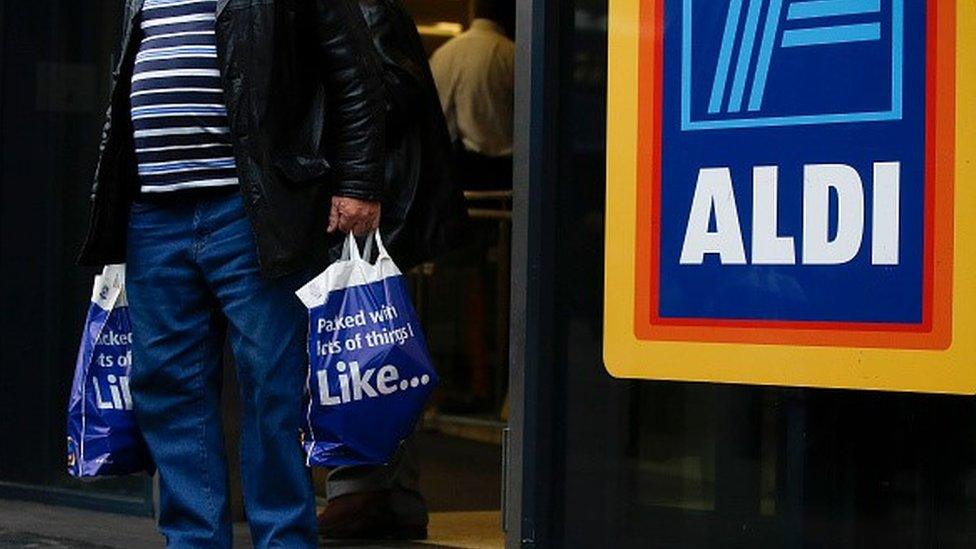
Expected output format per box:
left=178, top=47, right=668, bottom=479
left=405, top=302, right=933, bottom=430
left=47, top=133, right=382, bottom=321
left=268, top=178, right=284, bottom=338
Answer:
left=0, top=0, right=152, bottom=515
left=509, top=0, right=976, bottom=546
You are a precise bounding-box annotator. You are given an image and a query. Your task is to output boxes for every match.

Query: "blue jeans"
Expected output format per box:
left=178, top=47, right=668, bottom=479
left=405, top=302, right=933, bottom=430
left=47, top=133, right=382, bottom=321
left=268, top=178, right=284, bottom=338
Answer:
left=126, top=193, right=317, bottom=548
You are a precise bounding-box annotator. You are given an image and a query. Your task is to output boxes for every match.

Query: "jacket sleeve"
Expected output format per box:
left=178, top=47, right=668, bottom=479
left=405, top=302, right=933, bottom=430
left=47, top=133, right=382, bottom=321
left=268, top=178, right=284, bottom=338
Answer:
left=358, top=0, right=427, bottom=128
left=90, top=5, right=135, bottom=202
left=312, top=0, right=386, bottom=202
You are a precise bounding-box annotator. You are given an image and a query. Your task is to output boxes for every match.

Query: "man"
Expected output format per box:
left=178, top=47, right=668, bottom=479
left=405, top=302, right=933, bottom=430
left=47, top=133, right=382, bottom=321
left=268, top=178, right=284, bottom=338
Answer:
left=430, top=0, right=515, bottom=190
left=78, top=1, right=388, bottom=546
left=316, top=0, right=468, bottom=540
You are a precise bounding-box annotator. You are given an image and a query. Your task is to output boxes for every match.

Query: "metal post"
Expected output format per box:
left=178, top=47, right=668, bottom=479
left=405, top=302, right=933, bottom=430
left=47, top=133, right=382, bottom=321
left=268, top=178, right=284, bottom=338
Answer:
left=506, top=0, right=561, bottom=544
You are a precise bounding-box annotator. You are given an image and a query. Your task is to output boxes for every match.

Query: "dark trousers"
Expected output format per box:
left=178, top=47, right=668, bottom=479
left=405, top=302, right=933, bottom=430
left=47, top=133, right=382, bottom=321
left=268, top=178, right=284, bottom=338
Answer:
left=456, top=147, right=513, bottom=191
left=326, top=437, right=428, bottom=526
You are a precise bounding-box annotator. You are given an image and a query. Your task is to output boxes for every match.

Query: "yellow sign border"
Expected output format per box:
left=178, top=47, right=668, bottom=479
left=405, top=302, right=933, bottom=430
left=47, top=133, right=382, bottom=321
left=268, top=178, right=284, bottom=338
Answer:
left=604, top=0, right=976, bottom=393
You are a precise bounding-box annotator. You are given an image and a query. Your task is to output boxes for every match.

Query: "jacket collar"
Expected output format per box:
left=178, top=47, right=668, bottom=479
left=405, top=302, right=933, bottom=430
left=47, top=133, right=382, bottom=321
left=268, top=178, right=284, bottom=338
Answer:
left=217, top=0, right=231, bottom=18
left=127, top=0, right=146, bottom=29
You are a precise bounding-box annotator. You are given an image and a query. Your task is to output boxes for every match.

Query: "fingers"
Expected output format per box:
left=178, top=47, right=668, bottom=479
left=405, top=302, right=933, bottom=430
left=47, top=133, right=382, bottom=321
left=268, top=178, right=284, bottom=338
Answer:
left=338, top=215, right=356, bottom=234
left=329, top=197, right=381, bottom=235
left=327, top=200, right=340, bottom=233
left=351, top=218, right=373, bottom=236
left=340, top=215, right=372, bottom=236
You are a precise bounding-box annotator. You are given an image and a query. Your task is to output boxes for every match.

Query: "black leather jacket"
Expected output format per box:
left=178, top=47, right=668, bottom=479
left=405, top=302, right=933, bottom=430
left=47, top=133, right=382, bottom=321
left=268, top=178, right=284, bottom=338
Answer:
left=358, top=0, right=468, bottom=271
left=78, top=0, right=386, bottom=277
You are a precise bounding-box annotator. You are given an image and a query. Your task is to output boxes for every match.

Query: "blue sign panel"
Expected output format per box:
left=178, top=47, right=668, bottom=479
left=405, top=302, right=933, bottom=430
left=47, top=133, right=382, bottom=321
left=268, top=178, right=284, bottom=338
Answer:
left=659, top=0, right=927, bottom=323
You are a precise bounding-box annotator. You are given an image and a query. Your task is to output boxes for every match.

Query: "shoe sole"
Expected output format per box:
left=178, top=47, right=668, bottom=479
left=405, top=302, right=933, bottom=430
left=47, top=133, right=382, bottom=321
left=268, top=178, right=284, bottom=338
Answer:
left=318, top=528, right=428, bottom=543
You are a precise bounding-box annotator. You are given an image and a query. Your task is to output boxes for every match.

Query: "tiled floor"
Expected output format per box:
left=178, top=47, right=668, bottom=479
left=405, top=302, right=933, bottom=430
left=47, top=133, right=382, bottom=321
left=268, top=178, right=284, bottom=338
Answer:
left=0, top=432, right=504, bottom=548
left=0, top=501, right=503, bottom=548
left=425, top=511, right=503, bottom=549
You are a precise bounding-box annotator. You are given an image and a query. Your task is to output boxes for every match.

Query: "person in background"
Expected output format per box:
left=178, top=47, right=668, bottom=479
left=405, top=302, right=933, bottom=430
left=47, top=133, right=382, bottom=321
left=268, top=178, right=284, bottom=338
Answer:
left=316, top=0, right=469, bottom=542
left=430, top=0, right=515, bottom=190
left=78, top=1, right=387, bottom=546
left=429, top=0, right=515, bottom=417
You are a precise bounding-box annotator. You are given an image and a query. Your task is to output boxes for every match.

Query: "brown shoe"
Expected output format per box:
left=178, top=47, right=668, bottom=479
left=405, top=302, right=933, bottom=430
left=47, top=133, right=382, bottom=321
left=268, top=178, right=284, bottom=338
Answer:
left=391, top=524, right=428, bottom=541
left=317, top=491, right=430, bottom=541
left=317, top=491, right=396, bottom=540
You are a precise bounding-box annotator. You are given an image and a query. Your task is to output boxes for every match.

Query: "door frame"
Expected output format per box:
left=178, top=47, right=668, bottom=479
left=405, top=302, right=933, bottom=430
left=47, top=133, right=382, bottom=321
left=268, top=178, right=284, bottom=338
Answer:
left=506, top=0, right=563, bottom=545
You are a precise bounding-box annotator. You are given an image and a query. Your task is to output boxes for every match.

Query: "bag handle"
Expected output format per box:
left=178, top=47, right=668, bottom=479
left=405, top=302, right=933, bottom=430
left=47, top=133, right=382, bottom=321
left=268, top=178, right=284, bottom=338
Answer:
left=373, top=230, right=391, bottom=260
left=92, top=264, right=126, bottom=311
left=362, top=231, right=376, bottom=262
left=341, top=232, right=362, bottom=262
left=342, top=230, right=388, bottom=264
left=102, top=264, right=125, bottom=290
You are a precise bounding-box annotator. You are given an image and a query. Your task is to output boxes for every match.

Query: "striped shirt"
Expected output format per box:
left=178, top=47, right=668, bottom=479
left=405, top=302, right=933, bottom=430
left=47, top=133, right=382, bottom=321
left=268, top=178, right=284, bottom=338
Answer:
left=130, top=0, right=239, bottom=193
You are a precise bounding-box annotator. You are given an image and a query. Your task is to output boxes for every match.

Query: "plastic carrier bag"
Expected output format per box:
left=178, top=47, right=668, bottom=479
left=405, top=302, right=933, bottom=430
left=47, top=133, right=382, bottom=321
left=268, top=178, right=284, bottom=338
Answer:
left=296, top=231, right=438, bottom=467
left=67, top=265, right=153, bottom=478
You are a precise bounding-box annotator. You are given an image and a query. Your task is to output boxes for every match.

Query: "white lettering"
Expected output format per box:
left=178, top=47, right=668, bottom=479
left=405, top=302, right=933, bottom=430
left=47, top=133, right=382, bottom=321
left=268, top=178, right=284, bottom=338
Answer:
left=118, top=375, right=133, bottom=410
left=337, top=362, right=351, bottom=402
left=680, top=168, right=747, bottom=265
left=92, top=374, right=132, bottom=410
left=802, top=164, right=864, bottom=265
left=679, top=161, right=900, bottom=266
left=317, top=311, right=368, bottom=334
left=376, top=366, right=399, bottom=395
left=751, top=166, right=796, bottom=265
left=317, top=363, right=420, bottom=405
left=872, top=162, right=900, bottom=265
left=348, top=361, right=378, bottom=400
left=317, top=369, right=341, bottom=406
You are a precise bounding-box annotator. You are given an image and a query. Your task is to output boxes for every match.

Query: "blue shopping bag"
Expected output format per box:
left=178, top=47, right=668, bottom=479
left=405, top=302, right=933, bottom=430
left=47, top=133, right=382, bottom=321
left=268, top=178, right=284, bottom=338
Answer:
left=67, top=265, right=153, bottom=478
left=296, top=231, right=438, bottom=467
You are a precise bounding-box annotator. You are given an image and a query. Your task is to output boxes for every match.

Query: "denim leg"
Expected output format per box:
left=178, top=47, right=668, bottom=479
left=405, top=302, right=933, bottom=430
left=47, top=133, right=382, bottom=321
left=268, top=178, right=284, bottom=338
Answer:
left=195, top=195, right=317, bottom=548
left=127, top=200, right=232, bottom=548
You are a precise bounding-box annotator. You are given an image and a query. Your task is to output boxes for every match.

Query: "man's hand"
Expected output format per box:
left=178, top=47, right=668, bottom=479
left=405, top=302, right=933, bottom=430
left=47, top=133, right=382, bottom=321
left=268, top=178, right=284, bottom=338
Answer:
left=328, top=196, right=381, bottom=235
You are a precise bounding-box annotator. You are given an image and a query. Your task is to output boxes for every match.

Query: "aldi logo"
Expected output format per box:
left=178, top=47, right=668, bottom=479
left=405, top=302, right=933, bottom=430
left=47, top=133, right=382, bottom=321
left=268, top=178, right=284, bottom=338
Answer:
left=604, top=0, right=976, bottom=392
left=687, top=0, right=903, bottom=129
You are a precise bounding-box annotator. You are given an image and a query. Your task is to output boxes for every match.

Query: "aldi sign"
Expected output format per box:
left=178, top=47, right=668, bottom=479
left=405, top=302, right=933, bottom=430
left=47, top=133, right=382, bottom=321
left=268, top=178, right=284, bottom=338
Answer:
left=659, top=0, right=944, bottom=341
left=605, top=0, right=976, bottom=392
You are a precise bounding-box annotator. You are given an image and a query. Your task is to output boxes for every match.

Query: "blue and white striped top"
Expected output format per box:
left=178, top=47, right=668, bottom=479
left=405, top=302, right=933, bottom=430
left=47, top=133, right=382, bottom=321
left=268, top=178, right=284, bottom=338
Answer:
left=130, top=0, right=238, bottom=193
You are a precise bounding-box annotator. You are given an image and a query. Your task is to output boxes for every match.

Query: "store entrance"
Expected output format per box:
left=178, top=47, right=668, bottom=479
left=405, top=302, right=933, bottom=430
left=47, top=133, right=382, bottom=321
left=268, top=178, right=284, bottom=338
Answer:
left=341, top=1, right=515, bottom=544
left=398, top=0, right=514, bottom=538
left=399, top=190, right=511, bottom=545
